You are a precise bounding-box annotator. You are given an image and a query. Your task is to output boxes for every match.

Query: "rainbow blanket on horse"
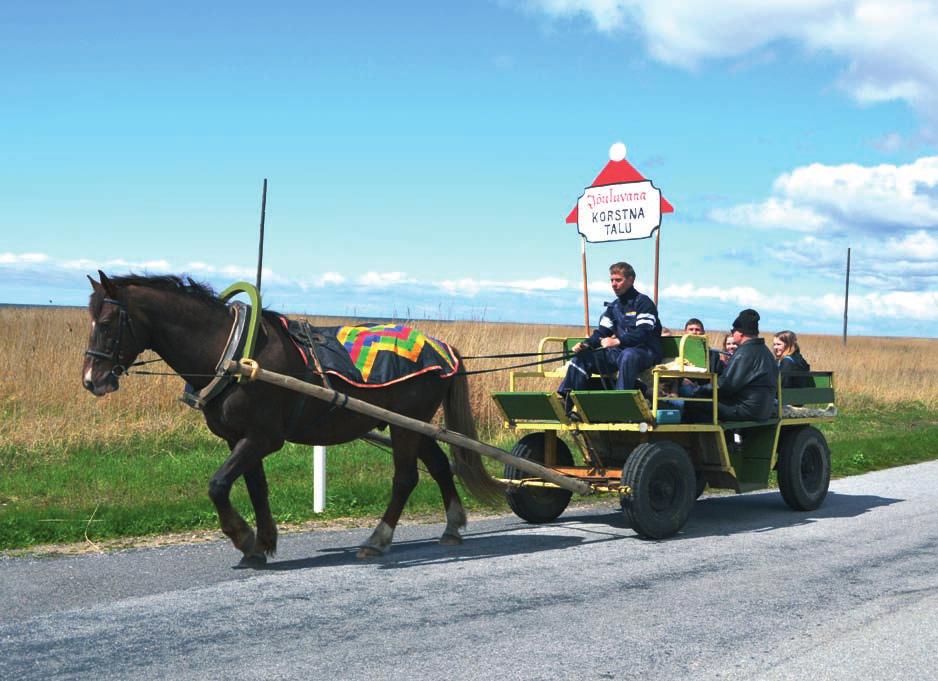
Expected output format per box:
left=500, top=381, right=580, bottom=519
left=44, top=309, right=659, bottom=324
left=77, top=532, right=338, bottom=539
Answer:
left=282, top=320, right=459, bottom=388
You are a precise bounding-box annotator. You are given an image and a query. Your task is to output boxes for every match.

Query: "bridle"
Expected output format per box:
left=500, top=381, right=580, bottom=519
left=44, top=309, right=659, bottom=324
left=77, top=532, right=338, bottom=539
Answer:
left=84, top=296, right=139, bottom=377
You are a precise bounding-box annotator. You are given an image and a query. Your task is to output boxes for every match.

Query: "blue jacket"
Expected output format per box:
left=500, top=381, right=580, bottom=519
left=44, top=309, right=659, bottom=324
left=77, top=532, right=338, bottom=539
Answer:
left=584, top=287, right=662, bottom=361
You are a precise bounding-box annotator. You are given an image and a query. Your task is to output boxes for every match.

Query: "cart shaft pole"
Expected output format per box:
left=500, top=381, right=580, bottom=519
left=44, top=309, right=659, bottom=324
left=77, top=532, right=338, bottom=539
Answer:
left=225, top=360, right=594, bottom=496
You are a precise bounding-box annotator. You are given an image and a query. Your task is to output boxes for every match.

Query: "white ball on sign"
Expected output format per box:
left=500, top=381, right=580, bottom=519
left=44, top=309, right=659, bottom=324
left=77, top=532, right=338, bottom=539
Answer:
left=609, top=142, right=627, bottom=162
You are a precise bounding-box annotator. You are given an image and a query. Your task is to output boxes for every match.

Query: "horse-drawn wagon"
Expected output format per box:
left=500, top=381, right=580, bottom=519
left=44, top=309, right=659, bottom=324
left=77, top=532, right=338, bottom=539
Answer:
left=83, top=272, right=837, bottom=564
left=492, top=333, right=837, bottom=538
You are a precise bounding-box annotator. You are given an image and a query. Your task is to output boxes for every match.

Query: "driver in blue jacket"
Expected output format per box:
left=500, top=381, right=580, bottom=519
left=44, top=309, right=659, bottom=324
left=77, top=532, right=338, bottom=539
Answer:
left=558, top=262, right=662, bottom=413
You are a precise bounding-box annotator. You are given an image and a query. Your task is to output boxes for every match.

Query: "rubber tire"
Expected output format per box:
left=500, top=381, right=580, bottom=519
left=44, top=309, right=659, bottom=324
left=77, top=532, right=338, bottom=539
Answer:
left=504, top=433, right=574, bottom=524
left=777, top=426, right=831, bottom=511
left=620, top=441, right=695, bottom=539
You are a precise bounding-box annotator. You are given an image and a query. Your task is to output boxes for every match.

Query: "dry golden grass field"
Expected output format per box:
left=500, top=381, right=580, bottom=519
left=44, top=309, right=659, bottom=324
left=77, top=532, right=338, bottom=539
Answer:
left=1, top=305, right=936, bottom=457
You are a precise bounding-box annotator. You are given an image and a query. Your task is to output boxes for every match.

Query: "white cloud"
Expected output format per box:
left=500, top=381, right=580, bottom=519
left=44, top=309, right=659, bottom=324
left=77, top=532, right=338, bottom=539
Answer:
left=357, top=271, right=416, bottom=286
left=774, top=158, right=938, bottom=229
left=712, top=156, right=938, bottom=236
left=436, top=276, right=570, bottom=296
left=520, top=0, right=938, bottom=134
left=662, top=279, right=938, bottom=322
left=856, top=290, right=938, bottom=321
left=663, top=282, right=791, bottom=312
left=767, top=230, right=938, bottom=292
left=317, top=271, right=345, bottom=286
left=710, top=198, right=831, bottom=233
left=0, top=252, right=49, bottom=264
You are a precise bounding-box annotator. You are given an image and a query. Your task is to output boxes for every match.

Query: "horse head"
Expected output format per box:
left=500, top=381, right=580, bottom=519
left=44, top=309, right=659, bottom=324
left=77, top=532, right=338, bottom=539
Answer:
left=82, top=270, right=145, bottom=396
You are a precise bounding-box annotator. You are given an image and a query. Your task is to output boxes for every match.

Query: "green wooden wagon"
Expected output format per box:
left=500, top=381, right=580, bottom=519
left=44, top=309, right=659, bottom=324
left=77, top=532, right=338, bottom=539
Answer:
left=492, top=334, right=836, bottom=538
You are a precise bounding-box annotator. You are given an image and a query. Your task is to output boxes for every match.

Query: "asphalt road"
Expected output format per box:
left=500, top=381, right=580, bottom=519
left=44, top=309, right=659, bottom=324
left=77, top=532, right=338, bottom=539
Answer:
left=2, top=461, right=938, bottom=681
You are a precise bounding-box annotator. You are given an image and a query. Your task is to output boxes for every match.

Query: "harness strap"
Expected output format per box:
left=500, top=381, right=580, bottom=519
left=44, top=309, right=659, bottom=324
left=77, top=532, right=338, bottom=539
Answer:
left=285, top=320, right=340, bottom=437
left=180, top=302, right=249, bottom=410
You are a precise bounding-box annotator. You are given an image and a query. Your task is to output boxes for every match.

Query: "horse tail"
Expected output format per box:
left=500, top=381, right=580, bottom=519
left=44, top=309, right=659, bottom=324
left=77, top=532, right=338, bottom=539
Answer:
left=443, top=348, right=506, bottom=506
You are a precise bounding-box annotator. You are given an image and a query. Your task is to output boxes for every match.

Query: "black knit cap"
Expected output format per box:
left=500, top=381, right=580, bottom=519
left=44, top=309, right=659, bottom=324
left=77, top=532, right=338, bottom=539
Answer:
left=732, top=308, right=760, bottom=336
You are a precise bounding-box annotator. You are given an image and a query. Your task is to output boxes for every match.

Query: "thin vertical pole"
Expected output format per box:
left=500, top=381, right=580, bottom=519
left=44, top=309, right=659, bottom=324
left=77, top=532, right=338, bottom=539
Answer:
left=580, top=236, right=590, bottom=335
left=313, top=445, right=326, bottom=513
left=256, top=178, right=268, bottom=292
left=653, top=226, right=661, bottom=306
left=843, top=247, right=851, bottom=345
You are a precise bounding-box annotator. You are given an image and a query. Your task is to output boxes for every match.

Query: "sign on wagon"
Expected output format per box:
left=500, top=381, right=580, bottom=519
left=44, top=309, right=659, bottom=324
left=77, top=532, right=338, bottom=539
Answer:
left=576, top=180, right=662, bottom=243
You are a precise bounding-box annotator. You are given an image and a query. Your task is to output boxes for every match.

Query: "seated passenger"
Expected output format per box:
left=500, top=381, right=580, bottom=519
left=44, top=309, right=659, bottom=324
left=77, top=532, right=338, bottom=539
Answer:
left=773, top=330, right=811, bottom=388
left=558, top=261, right=662, bottom=411
left=683, top=318, right=705, bottom=336
left=684, top=309, right=778, bottom=422
left=711, top=332, right=738, bottom=375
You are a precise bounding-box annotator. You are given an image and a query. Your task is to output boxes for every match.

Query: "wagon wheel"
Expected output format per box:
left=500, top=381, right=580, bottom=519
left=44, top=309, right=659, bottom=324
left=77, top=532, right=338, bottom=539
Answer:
left=504, top=433, right=574, bottom=524
left=620, top=441, right=695, bottom=539
left=777, top=426, right=831, bottom=511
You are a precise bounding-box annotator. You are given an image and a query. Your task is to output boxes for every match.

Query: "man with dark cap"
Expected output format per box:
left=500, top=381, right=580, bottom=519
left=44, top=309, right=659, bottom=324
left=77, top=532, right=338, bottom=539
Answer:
left=685, top=308, right=777, bottom=422
left=557, top=261, right=662, bottom=413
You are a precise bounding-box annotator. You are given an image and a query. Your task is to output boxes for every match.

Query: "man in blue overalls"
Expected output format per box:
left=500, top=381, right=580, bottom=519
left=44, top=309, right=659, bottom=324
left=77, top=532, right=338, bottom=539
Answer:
left=558, top=261, right=662, bottom=414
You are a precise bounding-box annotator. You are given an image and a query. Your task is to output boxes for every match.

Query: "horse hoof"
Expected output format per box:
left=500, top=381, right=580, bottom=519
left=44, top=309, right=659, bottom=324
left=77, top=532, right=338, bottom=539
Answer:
left=439, top=533, right=463, bottom=546
left=234, top=553, right=267, bottom=569
left=356, top=546, right=384, bottom=559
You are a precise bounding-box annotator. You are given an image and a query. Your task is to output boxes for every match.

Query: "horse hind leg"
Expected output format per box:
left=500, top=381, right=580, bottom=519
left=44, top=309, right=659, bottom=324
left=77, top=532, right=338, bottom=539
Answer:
left=418, top=437, right=466, bottom=546
left=357, top=426, right=420, bottom=559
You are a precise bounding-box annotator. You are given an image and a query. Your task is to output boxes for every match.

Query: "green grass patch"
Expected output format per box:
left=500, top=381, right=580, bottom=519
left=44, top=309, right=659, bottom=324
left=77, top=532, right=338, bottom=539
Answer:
left=819, top=401, right=938, bottom=476
left=2, top=403, right=937, bottom=551
left=0, top=432, right=503, bottom=550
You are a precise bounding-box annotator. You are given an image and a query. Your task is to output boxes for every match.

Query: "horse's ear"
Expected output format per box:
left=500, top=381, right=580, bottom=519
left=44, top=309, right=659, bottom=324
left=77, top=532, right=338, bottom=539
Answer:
left=87, top=274, right=104, bottom=294
left=98, top=270, right=117, bottom=296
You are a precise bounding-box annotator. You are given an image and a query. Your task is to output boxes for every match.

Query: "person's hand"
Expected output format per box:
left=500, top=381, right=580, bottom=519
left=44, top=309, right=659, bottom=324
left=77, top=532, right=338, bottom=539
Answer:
left=600, top=336, right=620, bottom=348
left=572, top=342, right=587, bottom=353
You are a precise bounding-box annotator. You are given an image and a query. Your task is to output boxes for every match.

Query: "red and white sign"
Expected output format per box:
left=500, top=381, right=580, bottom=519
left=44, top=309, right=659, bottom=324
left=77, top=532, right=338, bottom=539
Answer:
left=566, top=142, right=674, bottom=242
left=576, top=180, right=662, bottom=243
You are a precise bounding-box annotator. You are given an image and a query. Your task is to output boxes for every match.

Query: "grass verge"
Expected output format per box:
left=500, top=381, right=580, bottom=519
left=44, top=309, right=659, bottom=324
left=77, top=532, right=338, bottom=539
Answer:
left=2, top=403, right=936, bottom=552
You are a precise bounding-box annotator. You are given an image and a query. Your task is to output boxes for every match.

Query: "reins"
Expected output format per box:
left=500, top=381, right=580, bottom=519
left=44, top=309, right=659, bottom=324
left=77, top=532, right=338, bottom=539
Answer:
left=123, top=348, right=583, bottom=379
left=124, top=342, right=611, bottom=381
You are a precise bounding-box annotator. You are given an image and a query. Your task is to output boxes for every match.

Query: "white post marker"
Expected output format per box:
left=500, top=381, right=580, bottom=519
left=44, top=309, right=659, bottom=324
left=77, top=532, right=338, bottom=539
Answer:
left=313, top=445, right=326, bottom=513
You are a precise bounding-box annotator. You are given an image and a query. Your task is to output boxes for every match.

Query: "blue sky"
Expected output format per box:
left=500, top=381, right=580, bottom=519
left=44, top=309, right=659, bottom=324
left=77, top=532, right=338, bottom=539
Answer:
left=2, top=1, right=936, bottom=337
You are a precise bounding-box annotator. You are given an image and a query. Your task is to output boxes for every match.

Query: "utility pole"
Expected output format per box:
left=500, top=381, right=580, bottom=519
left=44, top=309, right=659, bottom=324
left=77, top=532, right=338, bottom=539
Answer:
left=842, top=247, right=850, bottom=345
left=256, top=178, right=268, bottom=292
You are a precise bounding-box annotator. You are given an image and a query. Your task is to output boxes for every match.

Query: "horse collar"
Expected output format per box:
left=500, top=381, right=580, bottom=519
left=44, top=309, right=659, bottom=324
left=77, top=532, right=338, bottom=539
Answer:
left=180, top=301, right=251, bottom=410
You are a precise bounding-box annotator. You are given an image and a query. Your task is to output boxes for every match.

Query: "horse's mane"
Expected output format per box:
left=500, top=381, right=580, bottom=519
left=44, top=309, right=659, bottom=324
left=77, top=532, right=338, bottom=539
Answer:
left=93, top=273, right=286, bottom=328
left=92, top=273, right=229, bottom=314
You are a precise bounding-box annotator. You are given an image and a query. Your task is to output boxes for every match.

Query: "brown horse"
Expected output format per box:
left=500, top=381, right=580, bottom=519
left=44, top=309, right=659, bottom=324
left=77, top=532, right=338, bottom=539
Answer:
left=81, top=271, right=502, bottom=566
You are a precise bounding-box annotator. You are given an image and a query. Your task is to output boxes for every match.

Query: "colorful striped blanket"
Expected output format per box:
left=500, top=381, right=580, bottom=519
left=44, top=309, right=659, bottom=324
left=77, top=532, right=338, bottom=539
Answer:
left=283, top=320, right=459, bottom=387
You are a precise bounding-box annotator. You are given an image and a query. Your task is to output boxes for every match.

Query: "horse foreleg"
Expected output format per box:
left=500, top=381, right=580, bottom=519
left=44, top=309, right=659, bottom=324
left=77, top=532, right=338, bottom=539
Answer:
left=209, top=437, right=271, bottom=566
left=357, top=427, right=420, bottom=559
left=244, top=462, right=277, bottom=558
left=418, top=438, right=466, bottom=546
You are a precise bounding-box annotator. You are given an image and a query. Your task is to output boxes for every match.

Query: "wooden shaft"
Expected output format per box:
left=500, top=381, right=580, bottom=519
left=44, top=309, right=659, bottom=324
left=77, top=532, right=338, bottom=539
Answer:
left=226, top=360, right=594, bottom=496
left=581, top=236, right=590, bottom=336
left=653, top=227, right=660, bottom=306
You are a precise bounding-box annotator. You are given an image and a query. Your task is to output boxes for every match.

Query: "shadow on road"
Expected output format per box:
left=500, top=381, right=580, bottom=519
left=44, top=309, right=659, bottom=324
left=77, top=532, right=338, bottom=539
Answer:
left=260, top=490, right=901, bottom=571
left=263, top=522, right=630, bottom=571
left=678, top=490, right=903, bottom=539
